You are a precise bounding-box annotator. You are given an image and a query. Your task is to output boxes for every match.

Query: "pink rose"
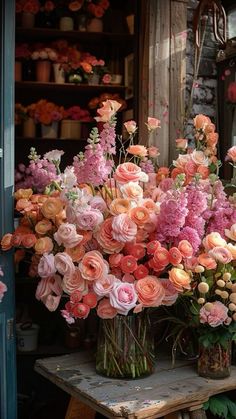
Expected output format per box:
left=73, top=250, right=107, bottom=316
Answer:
left=44, top=295, right=61, bottom=312
left=175, top=138, right=188, bottom=150
left=114, top=162, right=143, bottom=185
left=36, top=275, right=62, bottom=312
left=124, top=120, right=137, bottom=134
left=112, top=214, right=137, bottom=243
left=79, top=250, right=108, bottom=281
left=89, top=196, right=107, bottom=212
left=95, top=218, right=124, bottom=254
left=161, top=279, right=179, bottom=306
left=76, top=209, right=103, bottom=230
left=38, top=253, right=56, bottom=278
left=54, top=223, right=83, bottom=248
left=93, top=274, right=119, bottom=297
left=97, top=298, right=118, bottom=319
left=227, top=146, right=236, bottom=163
left=209, top=246, right=233, bottom=264
left=146, top=117, right=161, bottom=131
left=54, top=252, right=75, bottom=277
left=0, top=281, right=7, bottom=302
left=63, top=268, right=88, bottom=295
left=95, top=99, right=121, bottom=122
left=200, top=301, right=228, bottom=327
left=148, top=146, right=160, bottom=158
left=109, top=282, right=138, bottom=315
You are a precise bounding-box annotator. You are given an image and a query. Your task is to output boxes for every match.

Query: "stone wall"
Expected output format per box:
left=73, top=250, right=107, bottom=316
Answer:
left=185, top=0, right=219, bottom=138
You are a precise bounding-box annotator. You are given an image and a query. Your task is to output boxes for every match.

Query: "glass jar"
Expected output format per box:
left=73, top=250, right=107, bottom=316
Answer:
left=198, top=341, right=232, bottom=379
left=96, top=312, right=155, bottom=379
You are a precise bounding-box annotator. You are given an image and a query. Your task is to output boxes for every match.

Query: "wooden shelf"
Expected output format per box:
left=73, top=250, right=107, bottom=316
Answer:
left=15, top=81, right=126, bottom=92
left=16, top=27, right=134, bottom=44
left=15, top=136, right=87, bottom=143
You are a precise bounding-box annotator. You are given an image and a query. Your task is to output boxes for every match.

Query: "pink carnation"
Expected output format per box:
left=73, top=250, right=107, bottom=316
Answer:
left=200, top=301, right=228, bottom=327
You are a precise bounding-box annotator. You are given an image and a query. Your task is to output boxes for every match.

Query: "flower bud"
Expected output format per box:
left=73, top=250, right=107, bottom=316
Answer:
left=233, top=313, right=236, bottom=321
left=204, top=302, right=213, bottom=312
left=229, top=303, right=236, bottom=311
left=195, top=265, right=205, bottom=273
left=176, top=264, right=184, bottom=270
left=223, top=272, right=231, bottom=282
left=221, top=291, right=229, bottom=299
left=226, top=282, right=233, bottom=289
left=215, top=289, right=222, bottom=295
left=198, top=282, right=209, bottom=293
left=232, top=284, right=236, bottom=292
left=197, top=297, right=205, bottom=304
left=216, top=279, right=225, bottom=288
left=229, top=293, right=236, bottom=304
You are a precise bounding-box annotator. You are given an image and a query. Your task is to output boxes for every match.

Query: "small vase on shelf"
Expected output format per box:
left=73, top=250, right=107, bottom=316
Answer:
left=59, top=16, right=74, bottom=31
left=96, top=312, right=155, bottom=379
left=21, top=12, right=35, bottom=28
left=36, top=61, right=51, bottom=83
left=86, top=17, right=103, bottom=32
left=41, top=121, right=58, bottom=139
left=60, top=120, right=81, bottom=139
left=87, top=73, right=100, bottom=85
left=53, top=63, right=65, bottom=84
left=197, top=341, right=232, bottom=379
left=15, top=61, right=22, bottom=82
left=23, top=118, right=36, bottom=138
left=68, top=73, right=83, bottom=84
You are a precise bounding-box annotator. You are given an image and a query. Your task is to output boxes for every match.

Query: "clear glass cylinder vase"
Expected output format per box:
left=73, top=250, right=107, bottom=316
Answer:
left=198, top=341, right=232, bottom=379
left=96, top=312, right=155, bottom=379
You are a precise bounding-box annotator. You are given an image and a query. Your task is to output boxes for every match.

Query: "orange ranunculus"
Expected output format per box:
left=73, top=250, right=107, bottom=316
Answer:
left=109, top=198, right=131, bottom=215
left=15, top=198, right=34, bottom=212
left=135, top=275, right=165, bottom=307
left=21, top=234, right=37, bottom=249
left=178, top=240, right=193, bottom=258
left=156, top=167, right=170, bottom=183
left=41, top=197, right=64, bottom=219
left=80, top=62, right=92, bottom=73
left=1, top=233, right=13, bottom=251
left=129, top=206, right=150, bottom=227
left=169, top=268, right=191, bottom=292
left=65, top=245, right=85, bottom=262
left=93, top=5, right=104, bottom=18
left=35, top=219, right=53, bottom=235
left=198, top=253, right=217, bottom=270
left=34, top=237, right=54, bottom=254
left=203, top=232, right=227, bottom=251
left=11, top=233, right=23, bottom=247
left=169, top=247, right=182, bottom=266
left=14, top=188, right=33, bottom=200
left=153, top=247, right=170, bottom=268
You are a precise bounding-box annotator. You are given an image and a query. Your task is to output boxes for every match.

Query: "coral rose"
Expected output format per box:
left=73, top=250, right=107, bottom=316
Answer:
left=112, top=213, right=137, bottom=243
left=109, top=282, right=137, bottom=315
left=95, top=218, right=124, bottom=254
left=79, top=250, right=108, bottom=281
left=135, top=275, right=165, bottom=307
left=95, top=99, right=121, bottom=122
left=34, top=237, right=53, bottom=254
left=169, top=268, right=191, bottom=292
left=127, top=145, right=148, bottom=157
left=63, top=268, right=88, bottom=296
left=153, top=247, right=170, bottom=268
left=193, top=114, right=210, bottom=130
left=114, top=162, right=144, bottom=185
left=97, top=298, right=118, bottom=319
left=41, top=197, right=64, bottom=219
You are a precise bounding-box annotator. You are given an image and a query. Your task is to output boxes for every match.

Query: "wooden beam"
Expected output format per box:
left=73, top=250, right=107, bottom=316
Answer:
left=65, top=397, right=96, bottom=419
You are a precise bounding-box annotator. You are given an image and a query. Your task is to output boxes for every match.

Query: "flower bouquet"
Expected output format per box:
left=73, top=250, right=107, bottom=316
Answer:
left=16, top=0, right=40, bottom=28
left=34, top=99, right=64, bottom=138
left=60, top=106, right=92, bottom=139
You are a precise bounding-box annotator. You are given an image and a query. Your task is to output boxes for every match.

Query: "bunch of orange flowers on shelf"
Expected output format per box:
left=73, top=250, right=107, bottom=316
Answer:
left=15, top=0, right=40, bottom=14
left=15, top=103, right=37, bottom=125
left=34, top=99, right=64, bottom=125
left=85, top=0, right=110, bottom=18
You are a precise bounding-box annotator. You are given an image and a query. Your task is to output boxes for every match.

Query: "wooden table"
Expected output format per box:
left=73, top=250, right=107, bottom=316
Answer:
left=34, top=352, right=236, bottom=419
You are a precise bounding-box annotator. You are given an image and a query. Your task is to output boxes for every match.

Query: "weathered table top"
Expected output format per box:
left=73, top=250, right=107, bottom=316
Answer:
left=34, top=352, right=236, bottom=419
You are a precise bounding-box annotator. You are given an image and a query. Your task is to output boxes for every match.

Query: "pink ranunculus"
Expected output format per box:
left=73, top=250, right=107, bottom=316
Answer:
left=63, top=268, right=88, bottom=295
left=124, top=120, right=137, bottom=134
left=95, top=99, right=121, bottom=122
left=79, top=250, right=108, bottom=281
left=161, top=279, right=179, bottom=306
left=146, top=117, right=161, bottom=131
left=93, top=274, right=119, bottom=297
left=112, top=213, right=137, bottom=243
left=76, top=209, right=104, bottom=230
left=114, top=162, right=143, bottom=185
left=97, top=298, right=118, bottom=319
left=109, top=282, right=138, bottom=315
left=200, top=301, right=228, bottom=327
left=209, top=246, right=233, bottom=265
left=227, top=146, right=236, bottom=162
left=0, top=281, right=7, bottom=302
left=54, top=223, right=83, bottom=248
left=37, top=253, right=56, bottom=278
left=54, top=252, right=75, bottom=277
left=72, top=302, right=90, bottom=319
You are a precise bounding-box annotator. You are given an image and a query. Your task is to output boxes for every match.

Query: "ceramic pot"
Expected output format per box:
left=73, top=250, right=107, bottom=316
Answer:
left=60, top=120, right=81, bottom=139
left=41, top=121, right=58, bottom=138
left=15, top=61, right=22, bottom=82
left=86, top=18, right=103, bottom=32
left=53, top=63, right=65, bottom=84
left=23, top=118, right=36, bottom=138
left=36, top=60, right=51, bottom=83
left=21, top=12, right=35, bottom=29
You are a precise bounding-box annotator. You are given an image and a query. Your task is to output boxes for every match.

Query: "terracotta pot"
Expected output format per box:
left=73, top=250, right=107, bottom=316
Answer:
left=41, top=121, right=58, bottom=138
left=23, top=118, right=36, bottom=138
left=15, top=61, right=22, bottom=82
left=36, top=60, right=51, bottom=83
left=86, top=17, right=103, bottom=32
left=60, top=120, right=81, bottom=139
left=53, top=63, right=65, bottom=84
left=21, top=12, right=35, bottom=29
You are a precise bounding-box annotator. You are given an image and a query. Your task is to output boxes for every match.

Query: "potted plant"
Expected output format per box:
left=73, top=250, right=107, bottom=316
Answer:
left=60, top=105, right=92, bottom=139
left=31, top=45, right=58, bottom=82
left=34, top=99, right=64, bottom=138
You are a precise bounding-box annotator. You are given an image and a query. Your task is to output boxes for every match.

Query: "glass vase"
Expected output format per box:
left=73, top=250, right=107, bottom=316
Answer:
left=198, top=341, right=232, bottom=379
left=96, top=312, right=155, bottom=379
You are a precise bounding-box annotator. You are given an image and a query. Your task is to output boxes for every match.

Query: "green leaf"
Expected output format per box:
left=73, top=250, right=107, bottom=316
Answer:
left=209, top=395, right=228, bottom=418
left=227, top=398, right=236, bottom=417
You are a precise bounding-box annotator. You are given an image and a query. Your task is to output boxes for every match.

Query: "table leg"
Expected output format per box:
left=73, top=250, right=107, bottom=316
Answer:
left=188, top=408, right=207, bottom=419
left=65, top=396, right=96, bottom=419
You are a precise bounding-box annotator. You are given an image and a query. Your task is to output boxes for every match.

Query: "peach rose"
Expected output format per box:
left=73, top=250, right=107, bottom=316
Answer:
left=146, top=117, right=161, bottom=131
left=176, top=138, right=188, bottom=150
left=129, top=206, right=150, bottom=226
left=191, top=150, right=209, bottom=167
left=198, top=253, right=217, bottom=270
left=21, top=234, right=37, bottom=248
left=65, top=244, right=85, bottom=262
left=34, top=237, right=54, bottom=254
left=97, top=298, right=118, bottom=319
left=35, top=219, right=52, bottom=235
left=112, top=213, right=137, bottom=243
left=203, top=232, right=227, bottom=250
left=193, top=114, right=210, bottom=130
left=206, top=132, right=218, bottom=147
left=178, top=240, right=193, bottom=258
left=169, top=268, right=191, bottom=292
left=95, top=99, right=121, bottom=122
left=41, top=197, right=64, bottom=219
left=127, top=145, right=148, bottom=157
left=109, top=198, right=131, bottom=215
left=227, top=146, right=236, bottom=163
left=93, top=274, right=118, bottom=297
left=148, top=146, right=160, bottom=158
left=124, top=120, right=137, bottom=134
left=79, top=250, right=108, bottom=281
left=15, top=198, right=34, bottom=213
left=135, top=275, right=165, bottom=307
left=225, top=223, right=236, bottom=241
left=114, top=162, right=144, bottom=185
left=1, top=233, right=13, bottom=251
left=209, top=246, right=232, bottom=264
left=197, top=165, right=210, bottom=179
left=95, top=218, right=124, bottom=254
left=14, top=188, right=33, bottom=200
left=63, top=268, right=88, bottom=295
left=54, top=223, right=83, bottom=248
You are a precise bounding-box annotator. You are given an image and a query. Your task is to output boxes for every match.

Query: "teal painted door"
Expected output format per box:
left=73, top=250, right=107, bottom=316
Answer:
left=0, top=1, right=17, bottom=418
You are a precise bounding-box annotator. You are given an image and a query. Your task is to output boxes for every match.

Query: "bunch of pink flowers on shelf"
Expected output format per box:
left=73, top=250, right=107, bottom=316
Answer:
left=15, top=0, right=40, bottom=14
left=31, top=46, right=58, bottom=61
left=1, top=100, right=236, bottom=353
left=62, top=106, right=92, bottom=122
